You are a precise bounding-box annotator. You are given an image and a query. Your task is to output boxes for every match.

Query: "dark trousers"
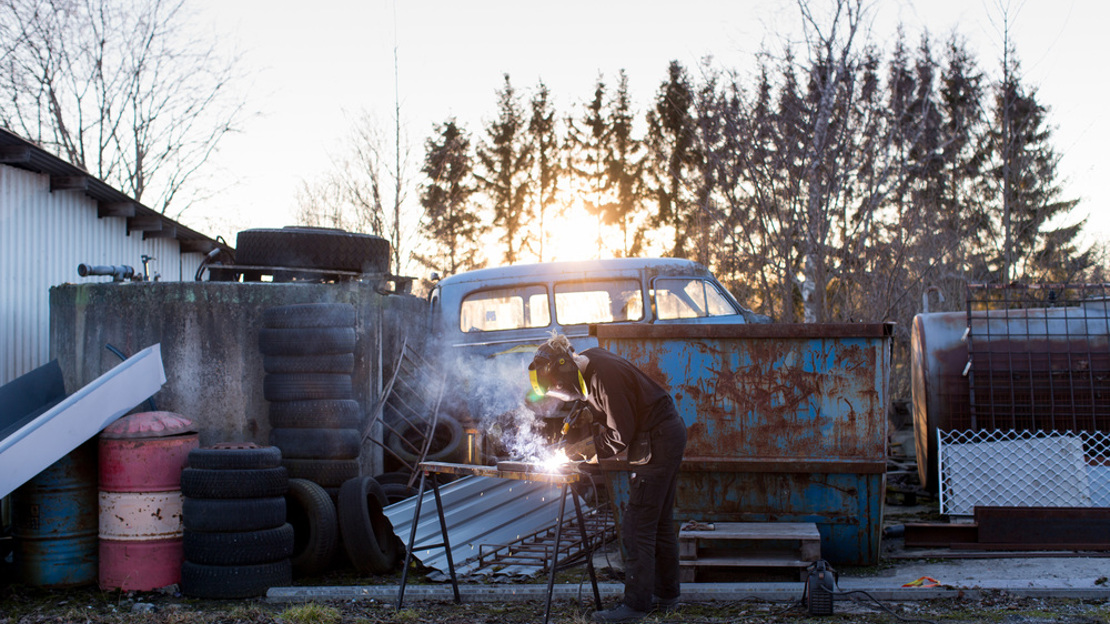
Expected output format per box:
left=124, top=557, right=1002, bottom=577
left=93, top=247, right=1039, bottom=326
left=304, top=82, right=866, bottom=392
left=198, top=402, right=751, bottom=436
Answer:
left=621, top=415, right=686, bottom=612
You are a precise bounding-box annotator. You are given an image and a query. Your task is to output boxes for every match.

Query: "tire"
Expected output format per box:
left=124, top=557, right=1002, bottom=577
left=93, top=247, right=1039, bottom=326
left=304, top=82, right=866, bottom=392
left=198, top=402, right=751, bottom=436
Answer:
left=285, top=479, right=339, bottom=577
left=188, top=445, right=282, bottom=470
left=264, top=353, right=355, bottom=374
left=262, top=303, right=356, bottom=329
left=181, top=559, right=292, bottom=599
left=183, top=524, right=295, bottom=565
left=258, top=327, right=357, bottom=356
left=387, top=414, right=464, bottom=464
left=282, top=459, right=359, bottom=488
left=236, top=227, right=391, bottom=274
left=269, top=427, right=360, bottom=460
left=180, top=467, right=289, bottom=499
left=269, top=400, right=361, bottom=430
left=372, top=471, right=414, bottom=487
left=263, top=373, right=354, bottom=402
left=337, top=477, right=397, bottom=574
left=380, top=482, right=418, bottom=505
left=183, top=497, right=286, bottom=533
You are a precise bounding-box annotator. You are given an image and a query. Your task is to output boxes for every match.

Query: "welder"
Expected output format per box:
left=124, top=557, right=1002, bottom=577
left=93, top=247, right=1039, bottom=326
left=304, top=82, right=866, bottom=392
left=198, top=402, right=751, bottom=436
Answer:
left=528, top=332, right=686, bottom=623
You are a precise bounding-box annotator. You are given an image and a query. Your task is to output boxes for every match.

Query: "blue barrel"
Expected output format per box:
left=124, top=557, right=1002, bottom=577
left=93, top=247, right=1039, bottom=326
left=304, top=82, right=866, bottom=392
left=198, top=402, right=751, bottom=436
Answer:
left=12, top=440, right=98, bottom=587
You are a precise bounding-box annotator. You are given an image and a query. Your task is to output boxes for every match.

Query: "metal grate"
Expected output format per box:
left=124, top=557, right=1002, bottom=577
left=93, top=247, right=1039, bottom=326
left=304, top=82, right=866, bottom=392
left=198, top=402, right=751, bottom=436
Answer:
left=474, top=503, right=616, bottom=575
left=938, top=429, right=1110, bottom=516
left=965, top=283, right=1110, bottom=432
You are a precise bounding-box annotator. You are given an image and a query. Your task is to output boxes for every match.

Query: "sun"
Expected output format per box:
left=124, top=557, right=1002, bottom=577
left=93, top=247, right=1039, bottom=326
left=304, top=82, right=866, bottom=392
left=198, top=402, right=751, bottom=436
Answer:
left=542, top=200, right=608, bottom=262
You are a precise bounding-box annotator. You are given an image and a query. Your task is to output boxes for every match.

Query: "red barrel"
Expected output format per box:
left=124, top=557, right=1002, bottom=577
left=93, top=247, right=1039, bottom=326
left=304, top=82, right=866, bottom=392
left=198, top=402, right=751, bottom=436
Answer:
left=98, top=411, right=198, bottom=591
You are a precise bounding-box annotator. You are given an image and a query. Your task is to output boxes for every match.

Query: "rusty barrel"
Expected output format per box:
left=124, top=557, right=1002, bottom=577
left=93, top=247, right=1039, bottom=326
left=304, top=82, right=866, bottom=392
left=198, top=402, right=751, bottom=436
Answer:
left=11, top=440, right=99, bottom=587
left=98, top=411, right=198, bottom=591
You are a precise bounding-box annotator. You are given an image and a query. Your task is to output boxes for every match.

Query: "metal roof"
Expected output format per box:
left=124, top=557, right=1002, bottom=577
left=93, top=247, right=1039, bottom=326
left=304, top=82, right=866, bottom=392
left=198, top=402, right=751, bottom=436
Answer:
left=0, top=127, right=229, bottom=254
left=383, top=475, right=583, bottom=579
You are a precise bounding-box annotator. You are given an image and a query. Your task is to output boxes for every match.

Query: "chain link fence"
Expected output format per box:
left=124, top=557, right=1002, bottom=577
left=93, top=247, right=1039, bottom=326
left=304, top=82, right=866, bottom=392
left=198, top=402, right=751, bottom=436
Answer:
left=938, top=429, right=1110, bottom=516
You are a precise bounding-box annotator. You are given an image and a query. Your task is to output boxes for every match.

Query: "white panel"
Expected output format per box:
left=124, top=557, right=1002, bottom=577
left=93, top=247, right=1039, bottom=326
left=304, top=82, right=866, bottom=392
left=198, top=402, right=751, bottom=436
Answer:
left=0, top=165, right=207, bottom=384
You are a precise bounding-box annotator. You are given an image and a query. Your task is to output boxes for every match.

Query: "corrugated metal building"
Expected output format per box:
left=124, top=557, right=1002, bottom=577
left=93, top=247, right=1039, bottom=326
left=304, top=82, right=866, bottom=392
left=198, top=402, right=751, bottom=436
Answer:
left=0, top=127, right=228, bottom=385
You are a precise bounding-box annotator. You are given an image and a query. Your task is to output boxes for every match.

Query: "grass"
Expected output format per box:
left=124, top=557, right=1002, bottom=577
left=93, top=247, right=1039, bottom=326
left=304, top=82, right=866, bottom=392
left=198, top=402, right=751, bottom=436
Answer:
left=277, top=603, right=341, bottom=624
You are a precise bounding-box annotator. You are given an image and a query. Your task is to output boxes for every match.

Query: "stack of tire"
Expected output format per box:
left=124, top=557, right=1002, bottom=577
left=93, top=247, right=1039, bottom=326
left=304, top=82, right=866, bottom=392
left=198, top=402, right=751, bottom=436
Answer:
left=180, top=445, right=292, bottom=598
left=259, top=303, right=361, bottom=495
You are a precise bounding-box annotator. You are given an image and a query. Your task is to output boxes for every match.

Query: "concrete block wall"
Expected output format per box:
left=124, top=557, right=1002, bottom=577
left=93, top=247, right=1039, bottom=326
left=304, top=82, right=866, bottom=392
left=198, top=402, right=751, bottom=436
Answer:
left=48, top=281, right=427, bottom=475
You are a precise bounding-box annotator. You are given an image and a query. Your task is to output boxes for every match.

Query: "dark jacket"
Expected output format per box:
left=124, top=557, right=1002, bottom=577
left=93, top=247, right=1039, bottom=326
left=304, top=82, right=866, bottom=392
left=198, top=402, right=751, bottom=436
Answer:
left=580, top=347, right=676, bottom=458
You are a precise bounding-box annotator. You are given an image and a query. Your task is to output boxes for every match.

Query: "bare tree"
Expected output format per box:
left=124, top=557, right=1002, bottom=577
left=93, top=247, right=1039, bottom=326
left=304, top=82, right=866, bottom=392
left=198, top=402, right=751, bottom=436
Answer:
left=295, top=111, right=421, bottom=275
left=0, top=0, right=246, bottom=217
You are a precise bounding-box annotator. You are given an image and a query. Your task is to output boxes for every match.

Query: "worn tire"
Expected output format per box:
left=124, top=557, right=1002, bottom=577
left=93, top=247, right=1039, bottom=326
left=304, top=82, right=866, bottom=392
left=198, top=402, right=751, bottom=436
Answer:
left=337, top=477, right=397, bottom=574
left=263, top=373, right=354, bottom=402
left=282, top=459, right=360, bottom=488
left=269, top=427, right=360, bottom=460
left=183, top=496, right=286, bottom=532
left=263, top=353, right=355, bottom=375
left=262, top=303, right=356, bottom=329
left=258, top=327, right=356, bottom=356
left=380, top=482, right=418, bottom=506
left=285, top=479, right=339, bottom=577
left=236, top=227, right=391, bottom=274
left=181, top=559, right=292, bottom=599
left=269, top=400, right=361, bottom=429
left=180, top=467, right=288, bottom=499
left=183, top=524, right=294, bottom=566
left=387, top=414, right=464, bottom=464
left=187, top=445, right=282, bottom=470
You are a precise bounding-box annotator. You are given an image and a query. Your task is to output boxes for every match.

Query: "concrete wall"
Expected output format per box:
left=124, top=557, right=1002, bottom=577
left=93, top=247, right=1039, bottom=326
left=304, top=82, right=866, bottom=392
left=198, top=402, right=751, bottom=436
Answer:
left=49, top=281, right=427, bottom=475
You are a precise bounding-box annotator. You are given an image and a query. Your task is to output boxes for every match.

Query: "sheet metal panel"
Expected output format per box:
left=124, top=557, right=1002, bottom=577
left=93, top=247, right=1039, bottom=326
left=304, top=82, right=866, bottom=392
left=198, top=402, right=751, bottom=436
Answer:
left=0, top=165, right=203, bottom=385
left=595, top=323, right=891, bottom=565
left=383, top=475, right=579, bottom=579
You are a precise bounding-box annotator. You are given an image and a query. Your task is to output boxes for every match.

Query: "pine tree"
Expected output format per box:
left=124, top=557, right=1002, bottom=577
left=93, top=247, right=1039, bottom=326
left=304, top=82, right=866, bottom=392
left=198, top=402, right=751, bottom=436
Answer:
left=604, top=70, right=646, bottom=257
left=418, top=119, right=483, bottom=275
left=645, top=61, right=697, bottom=259
left=982, top=48, right=1088, bottom=282
left=566, top=75, right=609, bottom=257
left=527, top=81, right=563, bottom=262
left=475, top=74, right=533, bottom=264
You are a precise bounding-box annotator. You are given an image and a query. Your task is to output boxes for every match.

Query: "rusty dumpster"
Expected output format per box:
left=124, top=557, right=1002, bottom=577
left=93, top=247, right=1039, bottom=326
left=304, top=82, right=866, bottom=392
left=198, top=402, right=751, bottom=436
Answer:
left=594, top=323, right=892, bottom=566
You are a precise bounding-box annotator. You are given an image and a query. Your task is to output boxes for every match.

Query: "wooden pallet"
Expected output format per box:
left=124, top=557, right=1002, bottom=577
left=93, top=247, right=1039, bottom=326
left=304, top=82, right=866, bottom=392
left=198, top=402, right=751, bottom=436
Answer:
left=678, top=522, right=821, bottom=582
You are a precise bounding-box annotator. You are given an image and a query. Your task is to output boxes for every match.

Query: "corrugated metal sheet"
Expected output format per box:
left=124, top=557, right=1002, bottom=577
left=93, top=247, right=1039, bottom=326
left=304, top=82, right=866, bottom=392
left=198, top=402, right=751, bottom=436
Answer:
left=383, top=475, right=581, bottom=579
left=1, top=138, right=225, bottom=385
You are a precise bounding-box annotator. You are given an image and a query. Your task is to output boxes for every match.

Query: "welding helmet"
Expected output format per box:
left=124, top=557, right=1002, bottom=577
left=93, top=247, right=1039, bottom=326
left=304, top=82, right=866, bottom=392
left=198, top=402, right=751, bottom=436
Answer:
left=528, top=343, right=588, bottom=402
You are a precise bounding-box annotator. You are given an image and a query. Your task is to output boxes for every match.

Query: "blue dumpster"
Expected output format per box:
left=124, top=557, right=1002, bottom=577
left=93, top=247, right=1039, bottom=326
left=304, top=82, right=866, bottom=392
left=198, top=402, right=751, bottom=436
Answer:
left=594, top=323, right=892, bottom=566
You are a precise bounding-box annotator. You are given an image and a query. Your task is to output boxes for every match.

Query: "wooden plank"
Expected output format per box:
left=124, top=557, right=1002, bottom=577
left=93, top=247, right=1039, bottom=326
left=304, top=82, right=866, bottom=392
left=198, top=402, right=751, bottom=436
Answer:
left=679, top=554, right=811, bottom=568
left=127, top=215, right=163, bottom=233
left=680, top=522, right=821, bottom=541
left=975, top=506, right=1110, bottom=546
left=143, top=226, right=177, bottom=240
left=98, top=202, right=136, bottom=218
left=50, top=175, right=88, bottom=192
left=0, top=146, right=31, bottom=163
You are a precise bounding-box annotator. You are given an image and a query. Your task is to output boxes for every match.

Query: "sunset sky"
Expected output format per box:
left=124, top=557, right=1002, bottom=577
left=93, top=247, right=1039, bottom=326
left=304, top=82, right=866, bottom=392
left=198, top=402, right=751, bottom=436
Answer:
left=186, top=0, right=1106, bottom=268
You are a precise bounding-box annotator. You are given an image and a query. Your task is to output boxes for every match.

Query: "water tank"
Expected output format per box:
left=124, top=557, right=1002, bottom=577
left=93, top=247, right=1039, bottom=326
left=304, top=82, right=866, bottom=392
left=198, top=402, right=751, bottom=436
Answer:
left=98, top=411, right=198, bottom=591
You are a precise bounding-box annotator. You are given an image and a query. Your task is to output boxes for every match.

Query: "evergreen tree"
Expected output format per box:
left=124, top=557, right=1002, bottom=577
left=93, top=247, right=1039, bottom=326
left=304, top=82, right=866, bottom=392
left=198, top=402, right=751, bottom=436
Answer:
left=645, top=61, right=697, bottom=259
left=604, top=69, right=646, bottom=257
left=527, top=81, right=563, bottom=262
left=475, top=74, right=533, bottom=264
left=981, top=49, right=1089, bottom=282
left=417, top=119, right=483, bottom=276
left=566, top=75, right=609, bottom=257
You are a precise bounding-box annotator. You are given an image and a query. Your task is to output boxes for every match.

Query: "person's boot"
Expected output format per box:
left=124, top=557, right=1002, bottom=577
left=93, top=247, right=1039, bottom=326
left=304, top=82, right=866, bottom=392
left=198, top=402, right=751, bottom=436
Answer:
left=592, top=603, right=647, bottom=623
left=651, top=595, right=681, bottom=613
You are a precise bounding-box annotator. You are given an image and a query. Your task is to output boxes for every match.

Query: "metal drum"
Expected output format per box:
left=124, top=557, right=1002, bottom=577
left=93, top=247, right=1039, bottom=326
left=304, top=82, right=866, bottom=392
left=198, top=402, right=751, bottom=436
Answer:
left=12, top=440, right=98, bottom=587
left=98, top=411, right=198, bottom=591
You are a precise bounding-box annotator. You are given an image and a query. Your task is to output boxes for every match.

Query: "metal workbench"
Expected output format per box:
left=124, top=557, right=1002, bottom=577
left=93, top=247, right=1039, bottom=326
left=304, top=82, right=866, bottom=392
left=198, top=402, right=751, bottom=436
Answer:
left=397, top=461, right=603, bottom=624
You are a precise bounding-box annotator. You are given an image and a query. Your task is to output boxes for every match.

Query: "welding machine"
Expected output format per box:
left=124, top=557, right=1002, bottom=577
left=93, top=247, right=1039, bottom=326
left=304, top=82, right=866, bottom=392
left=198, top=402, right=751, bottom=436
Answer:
left=806, top=559, right=837, bottom=615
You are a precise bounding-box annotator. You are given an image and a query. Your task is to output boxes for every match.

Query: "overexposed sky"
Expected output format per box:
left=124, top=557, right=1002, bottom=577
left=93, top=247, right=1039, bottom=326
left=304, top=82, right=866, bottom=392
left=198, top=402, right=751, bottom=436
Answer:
left=185, top=0, right=1107, bottom=266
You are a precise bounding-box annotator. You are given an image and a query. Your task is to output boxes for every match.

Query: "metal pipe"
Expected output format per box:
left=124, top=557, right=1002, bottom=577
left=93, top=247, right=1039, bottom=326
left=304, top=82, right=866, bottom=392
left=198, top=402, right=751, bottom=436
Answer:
left=77, top=264, right=135, bottom=282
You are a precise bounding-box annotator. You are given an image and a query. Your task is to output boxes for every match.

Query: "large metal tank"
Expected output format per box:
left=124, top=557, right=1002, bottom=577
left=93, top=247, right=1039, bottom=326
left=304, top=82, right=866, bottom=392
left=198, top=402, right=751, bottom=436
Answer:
left=595, top=323, right=891, bottom=566
left=912, top=300, right=1110, bottom=490
left=11, top=440, right=98, bottom=587
left=98, top=411, right=198, bottom=591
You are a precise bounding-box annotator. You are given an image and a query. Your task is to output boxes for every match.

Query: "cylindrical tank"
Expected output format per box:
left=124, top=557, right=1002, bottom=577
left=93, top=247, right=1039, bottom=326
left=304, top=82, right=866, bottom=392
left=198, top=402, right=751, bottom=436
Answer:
left=12, top=440, right=98, bottom=587
left=98, top=411, right=198, bottom=591
left=912, top=302, right=1110, bottom=490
